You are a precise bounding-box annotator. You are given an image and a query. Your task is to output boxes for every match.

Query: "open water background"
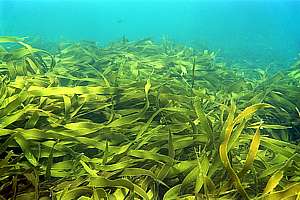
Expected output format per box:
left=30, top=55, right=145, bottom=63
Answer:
left=0, top=0, right=300, bottom=68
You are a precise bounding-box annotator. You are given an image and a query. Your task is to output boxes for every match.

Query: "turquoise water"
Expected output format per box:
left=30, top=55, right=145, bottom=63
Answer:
left=1, top=0, right=299, bottom=67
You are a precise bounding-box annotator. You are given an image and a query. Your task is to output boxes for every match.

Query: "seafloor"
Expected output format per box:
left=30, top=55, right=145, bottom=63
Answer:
left=0, top=36, right=299, bottom=200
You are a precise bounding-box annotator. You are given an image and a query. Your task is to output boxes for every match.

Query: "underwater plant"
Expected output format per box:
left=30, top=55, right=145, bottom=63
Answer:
left=0, top=36, right=299, bottom=200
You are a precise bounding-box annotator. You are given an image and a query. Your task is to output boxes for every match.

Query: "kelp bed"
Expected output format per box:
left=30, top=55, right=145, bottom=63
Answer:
left=0, top=36, right=300, bottom=200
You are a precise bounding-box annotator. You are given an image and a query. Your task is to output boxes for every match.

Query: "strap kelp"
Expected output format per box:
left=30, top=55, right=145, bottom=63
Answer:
left=0, top=36, right=55, bottom=79
left=0, top=37, right=300, bottom=200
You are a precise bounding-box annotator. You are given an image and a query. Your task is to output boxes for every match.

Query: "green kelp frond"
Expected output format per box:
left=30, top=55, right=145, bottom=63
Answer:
left=0, top=36, right=55, bottom=80
left=0, top=37, right=299, bottom=200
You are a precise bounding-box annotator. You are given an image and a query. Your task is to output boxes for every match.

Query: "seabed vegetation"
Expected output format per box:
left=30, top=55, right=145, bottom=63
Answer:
left=0, top=36, right=300, bottom=200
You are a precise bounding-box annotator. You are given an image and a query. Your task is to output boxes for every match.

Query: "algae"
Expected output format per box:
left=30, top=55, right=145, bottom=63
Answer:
left=0, top=36, right=299, bottom=200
